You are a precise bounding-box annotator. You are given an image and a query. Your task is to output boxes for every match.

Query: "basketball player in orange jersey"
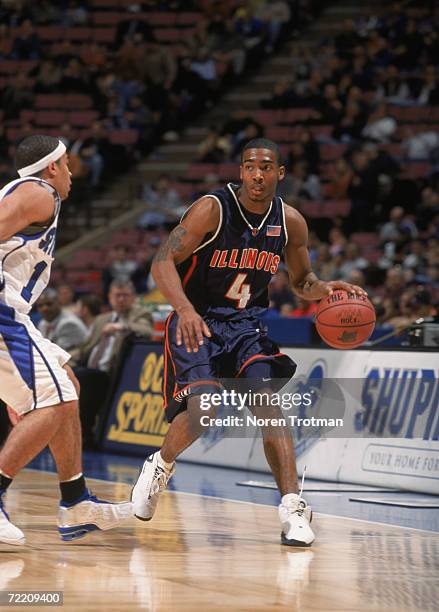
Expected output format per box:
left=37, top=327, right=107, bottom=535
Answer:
left=0, top=135, right=132, bottom=546
left=132, top=138, right=366, bottom=546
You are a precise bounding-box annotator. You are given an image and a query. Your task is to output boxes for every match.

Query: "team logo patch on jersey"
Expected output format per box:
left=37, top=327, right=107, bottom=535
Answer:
left=266, top=225, right=281, bottom=237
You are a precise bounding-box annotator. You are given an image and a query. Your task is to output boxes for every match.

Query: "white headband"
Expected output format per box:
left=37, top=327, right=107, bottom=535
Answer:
left=17, top=141, right=66, bottom=178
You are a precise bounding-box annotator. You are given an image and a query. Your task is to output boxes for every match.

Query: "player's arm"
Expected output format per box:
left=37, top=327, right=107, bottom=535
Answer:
left=151, top=196, right=220, bottom=352
left=283, top=205, right=366, bottom=300
left=0, top=183, right=55, bottom=241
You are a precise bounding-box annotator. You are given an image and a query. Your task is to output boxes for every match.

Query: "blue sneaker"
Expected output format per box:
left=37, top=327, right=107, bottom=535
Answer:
left=58, top=490, right=132, bottom=542
left=0, top=495, right=25, bottom=546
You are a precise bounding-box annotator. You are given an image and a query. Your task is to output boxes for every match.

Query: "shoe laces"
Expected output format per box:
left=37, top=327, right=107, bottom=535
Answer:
left=150, top=466, right=168, bottom=497
left=285, top=466, right=308, bottom=517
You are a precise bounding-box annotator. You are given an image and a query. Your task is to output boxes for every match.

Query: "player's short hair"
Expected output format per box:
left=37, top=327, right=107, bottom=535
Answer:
left=109, top=279, right=136, bottom=293
left=241, top=138, right=282, bottom=165
left=15, top=135, right=61, bottom=177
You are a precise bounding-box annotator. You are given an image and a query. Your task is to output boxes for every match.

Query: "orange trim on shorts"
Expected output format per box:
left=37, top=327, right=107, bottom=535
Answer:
left=163, top=312, right=177, bottom=410
left=236, top=352, right=285, bottom=378
left=182, top=255, right=197, bottom=288
left=173, top=379, right=222, bottom=400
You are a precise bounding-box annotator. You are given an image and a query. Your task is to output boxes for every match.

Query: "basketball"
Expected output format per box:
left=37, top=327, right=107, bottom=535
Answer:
left=315, top=290, right=376, bottom=349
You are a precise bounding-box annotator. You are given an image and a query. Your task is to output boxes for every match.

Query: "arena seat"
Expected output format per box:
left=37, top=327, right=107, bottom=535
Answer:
left=34, top=110, right=68, bottom=126
left=69, top=110, right=99, bottom=127
left=93, top=28, right=115, bottom=43
left=108, top=129, right=138, bottom=145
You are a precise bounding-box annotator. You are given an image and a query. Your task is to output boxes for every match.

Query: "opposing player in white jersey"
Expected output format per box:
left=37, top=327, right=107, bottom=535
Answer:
left=0, top=135, right=132, bottom=546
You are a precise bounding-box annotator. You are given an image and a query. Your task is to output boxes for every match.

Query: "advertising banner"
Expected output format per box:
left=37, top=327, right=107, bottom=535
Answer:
left=101, top=341, right=169, bottom=455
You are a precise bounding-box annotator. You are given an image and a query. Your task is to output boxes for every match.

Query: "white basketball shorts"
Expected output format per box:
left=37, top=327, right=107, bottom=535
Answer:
left=0, top=302, right=78, bottom=415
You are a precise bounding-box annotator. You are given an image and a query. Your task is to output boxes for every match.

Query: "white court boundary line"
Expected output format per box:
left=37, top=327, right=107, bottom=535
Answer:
left=23, top=467, right=438, bottom=536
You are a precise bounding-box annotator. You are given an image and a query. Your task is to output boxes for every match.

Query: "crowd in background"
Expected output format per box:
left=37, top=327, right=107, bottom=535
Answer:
left=1, top=1, right=438, bottom=335
left=0, top=0, right=311, bottom=194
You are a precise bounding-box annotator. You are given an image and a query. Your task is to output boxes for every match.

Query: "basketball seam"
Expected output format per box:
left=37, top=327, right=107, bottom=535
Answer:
left=316, top=302, right=375, bottom=319
left=315, top=321, right=375, bottom=329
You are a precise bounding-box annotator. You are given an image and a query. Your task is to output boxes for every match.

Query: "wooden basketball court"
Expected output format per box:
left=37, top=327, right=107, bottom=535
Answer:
left=1, top=470, right=437, bottom=611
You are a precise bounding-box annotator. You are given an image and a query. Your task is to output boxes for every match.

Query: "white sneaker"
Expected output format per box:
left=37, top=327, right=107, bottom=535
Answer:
left=58, top=490, right=133, bottom=541
left=131, top=452, right=175, bottom=521
left=0, top=500, right=25, bottom=546
left=279, top=493, right=315, bottom=547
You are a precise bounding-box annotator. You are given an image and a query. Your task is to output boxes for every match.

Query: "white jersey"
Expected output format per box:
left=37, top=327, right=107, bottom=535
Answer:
left=0, top=176, right=61, bottom=314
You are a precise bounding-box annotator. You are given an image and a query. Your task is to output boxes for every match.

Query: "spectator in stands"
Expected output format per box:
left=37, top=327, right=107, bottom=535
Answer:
left=141, top=174, right=182, bottom=210
left=325, top=158, right=353, bottom=200
left=255, top=0, right=291, bottom=52
left=376, top=64, right=410, bottom=104
left=328, top=227, right=347, bottom=257
left=102, top=245, right=138, bottom=301
left=60, top=57, right=90, bottom=94
left=197, top=127, right=232, bottom=163
left=63, top=0, right=90, bottom=27
left=402, top=239, right=427, bottom=272
left=57, top=284, right=77, bottom=314
left=37, top=289, right=88, bottom=352
left=212, top=17, right=247, bottom=76
left=31, top=59, right=62, bottom=93
left=280, top=161, right=321, bottom=202
left=11, top=18, right=41, bottom=59
left=338, top=244, right=368, bottom=280
left=234, top=6, right=266, bottom=50
left=347, top=149, right=379, bottom=228
left=2, top=72, right=34, bottom=120
left=380, top=206, right=418, bottom=243
left=261, top=77, right=303, bottom=109
left=77, top=294, right=102, bottom=335
left=283, top=297, right=318, bottom=318
left=316, top=84, right=344, bottom=125
left=70, top=280, right=153, bottom=448
left=401, top=129, right=439, bottom=162
left=333, top=101, right=367, bottom=142
left=131, top=238, right=161, bottom=294
left=361, top=102, right=397, bottom=144
left=115, top=4, right=153, bottom=49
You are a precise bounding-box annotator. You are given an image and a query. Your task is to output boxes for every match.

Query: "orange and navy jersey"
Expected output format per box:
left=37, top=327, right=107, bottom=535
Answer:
left=177, top=183, right=288, bottom=319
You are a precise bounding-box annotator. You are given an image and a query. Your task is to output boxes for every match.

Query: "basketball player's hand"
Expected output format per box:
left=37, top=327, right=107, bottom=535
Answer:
left=176, top=306, right=211, bottom=353
left=324, top=281, right=367, bottom=297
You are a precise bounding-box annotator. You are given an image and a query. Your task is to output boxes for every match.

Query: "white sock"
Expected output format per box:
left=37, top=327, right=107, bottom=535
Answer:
left=281, top=493, right=300, bottom=505
left=157, top=451, right=174, bottom=471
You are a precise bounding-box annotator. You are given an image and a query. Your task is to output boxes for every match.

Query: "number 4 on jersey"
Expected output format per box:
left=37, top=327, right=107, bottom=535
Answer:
left=225, top=273, right=251, bottom=308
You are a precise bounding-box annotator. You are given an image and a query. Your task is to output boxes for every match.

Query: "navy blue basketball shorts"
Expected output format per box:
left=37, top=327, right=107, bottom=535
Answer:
left=163, top=311, right=296, bottom=422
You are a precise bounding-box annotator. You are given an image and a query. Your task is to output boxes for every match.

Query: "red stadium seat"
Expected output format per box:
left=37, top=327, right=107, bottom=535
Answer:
left=64, top=27, right=92, bottom=41
left=91, top=0, right=120, bottom=6
left=93, top=28, right=116, bottom=43
left=92, top=11, right=122, bottom=26
left=144, top=12, right=178, bottom=27
left=108, top=129, right=138, bottom=145
left=34, top=110, right=68, bottom=126
left=34, top=94, right=65, bottom=109
left=320, top=144, right=347, bottom=161
left=20, top=110, right=35, bottom=123
left=185, top=164, right=216, bottom=180
left=251, top=110, right=283, bottom=126
left=154, top=28, right=182, bottom=43
left=217, top=163, right=238, bottom=181
left=69, top=110, right=99, bottom=127
left=63, top=94, right=93, bottom=110
left=324, top=200, right=351, bottom=217
left=36, top=26, right=63, bottom=41
left=177, top=12, right=204, bottom=25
